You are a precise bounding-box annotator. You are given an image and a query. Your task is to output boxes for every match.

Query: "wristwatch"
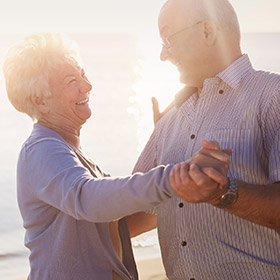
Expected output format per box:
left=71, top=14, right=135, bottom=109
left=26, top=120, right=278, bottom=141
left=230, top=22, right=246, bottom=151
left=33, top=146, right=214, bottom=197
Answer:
left=216, top=177, right=238, bottom=208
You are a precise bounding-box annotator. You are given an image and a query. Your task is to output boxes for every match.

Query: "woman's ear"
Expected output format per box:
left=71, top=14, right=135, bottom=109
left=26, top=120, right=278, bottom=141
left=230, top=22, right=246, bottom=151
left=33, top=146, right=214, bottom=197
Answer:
left=201, top=20, right=218, bottom=46
left=29, top=95, right=50, bottom=114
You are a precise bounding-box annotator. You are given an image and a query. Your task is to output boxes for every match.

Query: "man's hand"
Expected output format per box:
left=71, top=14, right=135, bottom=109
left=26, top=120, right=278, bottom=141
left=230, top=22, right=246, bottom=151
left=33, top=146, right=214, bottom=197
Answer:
left=169, top=140, right=232, bottom=205
left=188, top=139, right=232, bottom=184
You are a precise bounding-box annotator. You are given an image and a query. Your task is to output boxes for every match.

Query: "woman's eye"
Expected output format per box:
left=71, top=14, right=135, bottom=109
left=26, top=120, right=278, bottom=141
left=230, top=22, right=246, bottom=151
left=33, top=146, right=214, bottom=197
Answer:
left=69, top=78, right=77, bottom=84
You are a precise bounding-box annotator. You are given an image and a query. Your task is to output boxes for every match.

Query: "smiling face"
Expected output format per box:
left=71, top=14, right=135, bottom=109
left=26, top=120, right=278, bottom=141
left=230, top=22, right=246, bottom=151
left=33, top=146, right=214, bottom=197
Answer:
left=42, top=62, right=92, bottom=130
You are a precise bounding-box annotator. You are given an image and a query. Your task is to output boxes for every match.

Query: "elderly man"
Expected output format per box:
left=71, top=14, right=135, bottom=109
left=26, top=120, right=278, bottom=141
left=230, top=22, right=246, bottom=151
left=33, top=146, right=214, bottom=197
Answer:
left=127, top=0, right=280, bottom=279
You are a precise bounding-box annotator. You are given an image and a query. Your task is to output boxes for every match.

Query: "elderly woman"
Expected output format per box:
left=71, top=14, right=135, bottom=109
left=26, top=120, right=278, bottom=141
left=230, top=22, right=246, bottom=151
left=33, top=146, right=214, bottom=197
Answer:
left=3, top=33, right=229, bottom=280
left=3, top=33, right=174, bottom=280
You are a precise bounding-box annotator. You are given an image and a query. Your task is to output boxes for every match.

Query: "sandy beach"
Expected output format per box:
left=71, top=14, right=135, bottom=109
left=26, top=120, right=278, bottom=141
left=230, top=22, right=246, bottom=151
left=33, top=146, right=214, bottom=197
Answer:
left=10, top=257, right=167, bottom=280
left=137, top=257, right=167, bottom=280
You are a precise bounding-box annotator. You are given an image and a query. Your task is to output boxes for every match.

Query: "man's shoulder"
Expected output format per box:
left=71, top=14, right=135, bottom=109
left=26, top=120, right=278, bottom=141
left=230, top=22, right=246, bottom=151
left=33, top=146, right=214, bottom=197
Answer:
left=250, top=69, right=280, bottom=88
left=243, top=69, right=280, bottom=104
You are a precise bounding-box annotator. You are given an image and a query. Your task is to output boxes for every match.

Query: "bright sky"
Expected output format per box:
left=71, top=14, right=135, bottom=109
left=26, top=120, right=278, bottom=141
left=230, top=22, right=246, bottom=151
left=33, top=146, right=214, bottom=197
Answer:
left=0, top=0, right=279, bottom=35
left=0, top=0, right=279, bottom=164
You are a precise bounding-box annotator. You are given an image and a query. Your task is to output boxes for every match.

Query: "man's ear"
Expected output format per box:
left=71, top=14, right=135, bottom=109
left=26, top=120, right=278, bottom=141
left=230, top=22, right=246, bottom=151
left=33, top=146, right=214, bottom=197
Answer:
left=29, top=95, right=50, bottom=114
left=201, top=20, right=218, bottom=46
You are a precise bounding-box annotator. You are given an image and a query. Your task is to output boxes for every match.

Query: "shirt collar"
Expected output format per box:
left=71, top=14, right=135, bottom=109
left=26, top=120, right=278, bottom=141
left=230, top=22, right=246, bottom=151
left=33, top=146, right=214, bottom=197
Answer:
left=174, top=54, right=253, bottom=108
left=216, top=54, right=253, bottom=89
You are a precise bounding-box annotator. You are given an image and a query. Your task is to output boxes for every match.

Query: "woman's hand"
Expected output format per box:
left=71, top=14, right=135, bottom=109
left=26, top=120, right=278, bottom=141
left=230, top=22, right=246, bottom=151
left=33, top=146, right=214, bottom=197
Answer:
left=152, top=97, right=174, bottom=125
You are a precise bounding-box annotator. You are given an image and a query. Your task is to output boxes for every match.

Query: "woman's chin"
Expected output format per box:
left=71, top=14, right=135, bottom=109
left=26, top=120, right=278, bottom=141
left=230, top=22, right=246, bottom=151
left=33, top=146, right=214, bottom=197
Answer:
left=76, top=105, right=92, bottom=121
left=81, top=111, right=92, bottom=121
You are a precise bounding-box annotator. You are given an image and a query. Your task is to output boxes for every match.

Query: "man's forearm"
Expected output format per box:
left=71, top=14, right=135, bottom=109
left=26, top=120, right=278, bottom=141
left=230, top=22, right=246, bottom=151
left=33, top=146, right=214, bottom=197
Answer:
left=223, top=181, right=280, bottom=229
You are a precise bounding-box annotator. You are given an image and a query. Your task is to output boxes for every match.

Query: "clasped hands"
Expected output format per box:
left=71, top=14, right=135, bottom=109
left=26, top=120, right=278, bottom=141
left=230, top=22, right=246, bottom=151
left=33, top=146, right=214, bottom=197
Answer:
left=169, top=139, right=232, bottom=205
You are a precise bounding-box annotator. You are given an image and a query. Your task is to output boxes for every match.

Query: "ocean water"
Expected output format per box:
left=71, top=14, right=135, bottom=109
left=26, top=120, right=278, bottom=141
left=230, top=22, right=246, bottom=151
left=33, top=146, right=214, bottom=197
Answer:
left=0, top=32, right=279, bottom=279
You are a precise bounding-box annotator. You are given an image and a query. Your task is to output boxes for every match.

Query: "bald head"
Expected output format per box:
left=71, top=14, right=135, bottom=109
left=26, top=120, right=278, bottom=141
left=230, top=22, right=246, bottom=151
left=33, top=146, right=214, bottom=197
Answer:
left=160, top=0, right=240, bottom=43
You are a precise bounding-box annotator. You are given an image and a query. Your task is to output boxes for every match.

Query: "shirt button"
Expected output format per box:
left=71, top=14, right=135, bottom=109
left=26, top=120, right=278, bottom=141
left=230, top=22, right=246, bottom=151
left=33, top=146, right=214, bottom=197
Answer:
left=181, top=241, right=187, bottom=247
left=178, top=202, right=184, bottom=208
left=190, top=134, right=195, bottom=139
left=219, top=89, right=224, bottom=94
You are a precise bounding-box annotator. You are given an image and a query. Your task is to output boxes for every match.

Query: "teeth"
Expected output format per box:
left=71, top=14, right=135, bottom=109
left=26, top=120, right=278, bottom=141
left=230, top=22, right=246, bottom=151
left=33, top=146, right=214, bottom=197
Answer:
left=76, top=98, right=88, bottom=105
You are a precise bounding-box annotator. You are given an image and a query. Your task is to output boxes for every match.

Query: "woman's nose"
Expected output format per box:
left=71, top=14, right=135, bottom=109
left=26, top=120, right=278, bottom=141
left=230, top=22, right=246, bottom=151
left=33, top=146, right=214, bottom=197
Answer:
left=81, top=78, right=92, bottom=93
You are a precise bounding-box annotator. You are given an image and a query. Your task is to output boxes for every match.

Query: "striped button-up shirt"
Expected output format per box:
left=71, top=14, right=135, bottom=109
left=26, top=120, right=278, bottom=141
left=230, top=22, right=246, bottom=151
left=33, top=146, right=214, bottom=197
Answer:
left=133, top=55, right=280, bottom=280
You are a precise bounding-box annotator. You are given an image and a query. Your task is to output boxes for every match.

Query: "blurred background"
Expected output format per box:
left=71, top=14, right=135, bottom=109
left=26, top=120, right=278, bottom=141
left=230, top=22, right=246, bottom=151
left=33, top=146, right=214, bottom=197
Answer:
left=0, top=0, right=279, bottom=279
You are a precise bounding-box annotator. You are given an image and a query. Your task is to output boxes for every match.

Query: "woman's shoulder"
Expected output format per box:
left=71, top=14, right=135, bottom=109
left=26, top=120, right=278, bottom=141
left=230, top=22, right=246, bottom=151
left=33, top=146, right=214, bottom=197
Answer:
left=18, top=126, right=74, bottom=174
left=23, top=123, right=71, bottom=153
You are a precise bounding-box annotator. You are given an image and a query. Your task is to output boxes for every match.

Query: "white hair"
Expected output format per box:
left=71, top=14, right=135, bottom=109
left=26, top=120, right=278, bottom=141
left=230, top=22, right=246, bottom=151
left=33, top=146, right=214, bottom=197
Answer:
left=3, top=33, right=82, bottom=121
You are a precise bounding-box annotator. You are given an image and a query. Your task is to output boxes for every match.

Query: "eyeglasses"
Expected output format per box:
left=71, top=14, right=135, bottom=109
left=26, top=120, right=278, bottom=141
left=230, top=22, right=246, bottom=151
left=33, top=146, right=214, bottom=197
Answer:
left=161, top=21, right=202, bottom=49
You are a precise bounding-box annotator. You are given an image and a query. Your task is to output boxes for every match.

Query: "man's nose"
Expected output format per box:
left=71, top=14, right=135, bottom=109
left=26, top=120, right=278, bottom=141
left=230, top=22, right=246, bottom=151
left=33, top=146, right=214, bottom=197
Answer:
left=160, top=46, right=170, bottom=61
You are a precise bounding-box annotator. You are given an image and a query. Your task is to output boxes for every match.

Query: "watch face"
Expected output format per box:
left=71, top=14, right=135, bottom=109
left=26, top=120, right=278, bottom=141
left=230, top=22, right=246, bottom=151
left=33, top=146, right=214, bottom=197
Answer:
left=220, top=192, right=237, bottom=208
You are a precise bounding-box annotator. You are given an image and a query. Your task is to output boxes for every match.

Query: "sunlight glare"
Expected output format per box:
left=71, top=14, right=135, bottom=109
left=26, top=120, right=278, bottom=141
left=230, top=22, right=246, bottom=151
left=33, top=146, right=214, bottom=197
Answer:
left=133, top=33, right=182, bottom=151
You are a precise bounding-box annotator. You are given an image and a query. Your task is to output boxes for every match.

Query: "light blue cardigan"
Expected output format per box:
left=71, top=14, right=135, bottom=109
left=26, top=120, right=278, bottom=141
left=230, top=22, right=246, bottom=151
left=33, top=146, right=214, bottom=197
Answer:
left=17, top=123, right=174, bottom=279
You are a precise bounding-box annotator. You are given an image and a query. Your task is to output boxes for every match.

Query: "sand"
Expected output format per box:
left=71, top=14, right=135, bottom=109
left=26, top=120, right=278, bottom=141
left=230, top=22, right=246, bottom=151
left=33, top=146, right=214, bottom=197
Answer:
left=136, top=257, right=168, bottom=280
